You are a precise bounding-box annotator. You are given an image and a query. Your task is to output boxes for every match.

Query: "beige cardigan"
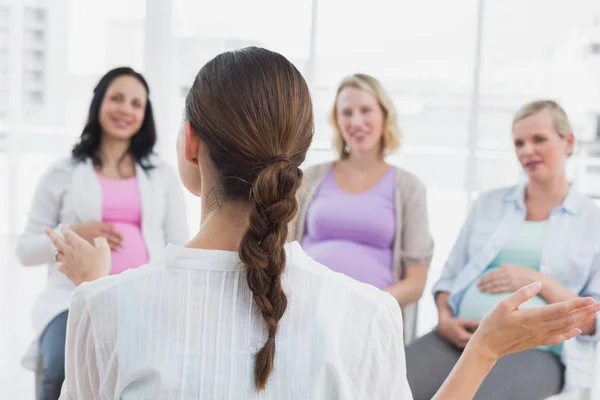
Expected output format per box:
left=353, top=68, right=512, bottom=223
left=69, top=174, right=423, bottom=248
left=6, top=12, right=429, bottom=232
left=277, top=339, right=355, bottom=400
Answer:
left=293, top=161, right=434, bottom=343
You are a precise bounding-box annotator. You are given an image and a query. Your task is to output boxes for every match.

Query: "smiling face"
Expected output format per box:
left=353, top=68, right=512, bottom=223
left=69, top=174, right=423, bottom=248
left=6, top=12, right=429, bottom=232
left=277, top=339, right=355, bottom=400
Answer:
left=512, top=108, right=574, bottom=184
left=334, top=86, right=385, bottom=157
left=98, top=75, right=147, bottom=142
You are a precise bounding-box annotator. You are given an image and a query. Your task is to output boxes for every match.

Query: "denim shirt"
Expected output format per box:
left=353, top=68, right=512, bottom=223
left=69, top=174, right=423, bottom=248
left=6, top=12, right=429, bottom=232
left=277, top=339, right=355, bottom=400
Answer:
left=432, top=182, right=600, bottom=390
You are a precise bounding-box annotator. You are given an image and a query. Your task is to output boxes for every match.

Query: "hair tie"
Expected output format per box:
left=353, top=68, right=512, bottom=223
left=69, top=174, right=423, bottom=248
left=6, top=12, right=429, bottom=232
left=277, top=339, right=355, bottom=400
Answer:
left=268, top=154, right=290, bottom=165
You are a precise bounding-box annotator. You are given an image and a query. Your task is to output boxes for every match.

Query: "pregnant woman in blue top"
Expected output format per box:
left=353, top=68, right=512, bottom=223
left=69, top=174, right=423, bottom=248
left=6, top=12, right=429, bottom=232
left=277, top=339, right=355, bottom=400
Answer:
left=406, top=100, right=600, bottom=400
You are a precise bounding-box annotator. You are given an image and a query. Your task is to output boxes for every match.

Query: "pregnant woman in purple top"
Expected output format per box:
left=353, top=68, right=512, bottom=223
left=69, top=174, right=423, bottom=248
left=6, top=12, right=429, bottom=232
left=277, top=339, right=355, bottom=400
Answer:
left=295, top=74, right=434, bottom=342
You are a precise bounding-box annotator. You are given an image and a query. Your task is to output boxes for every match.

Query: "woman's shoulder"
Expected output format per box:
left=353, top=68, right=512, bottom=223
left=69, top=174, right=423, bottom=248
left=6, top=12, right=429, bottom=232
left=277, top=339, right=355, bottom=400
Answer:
left=391, top=166, right=427, bottom=198
left=474, top=185, right=520, bottom=207
left=567, top=189, right=600, bottom=232
left=71, top=261, right=166, bottom=312
left=393, top=165, right=424, bottom=184
left=289, top=244, right=403, bottom=326
left=296, top=162, right=334, bottom=205
left=571, top=189, right=600, bottom=213
left=48, top=156, right=79, bottom=171
left=302, top=161, right=334, bottom=183
left=38, top=157, right=80, bottom=183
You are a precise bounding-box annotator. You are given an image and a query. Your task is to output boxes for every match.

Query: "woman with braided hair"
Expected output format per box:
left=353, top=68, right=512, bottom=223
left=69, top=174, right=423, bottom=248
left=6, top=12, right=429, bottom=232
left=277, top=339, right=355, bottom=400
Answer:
left=45, top=47, right=600, bottom=399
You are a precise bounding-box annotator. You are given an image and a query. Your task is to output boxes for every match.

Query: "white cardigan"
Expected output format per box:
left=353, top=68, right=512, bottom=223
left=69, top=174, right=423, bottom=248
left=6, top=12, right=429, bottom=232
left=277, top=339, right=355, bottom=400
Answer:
left=16, top=156, right=190, bottom=370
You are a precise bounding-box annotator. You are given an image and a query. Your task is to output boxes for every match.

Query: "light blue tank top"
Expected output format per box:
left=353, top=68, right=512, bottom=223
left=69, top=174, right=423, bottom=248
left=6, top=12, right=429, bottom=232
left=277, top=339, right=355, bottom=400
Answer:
left=458, top=220, right=562, bottom=355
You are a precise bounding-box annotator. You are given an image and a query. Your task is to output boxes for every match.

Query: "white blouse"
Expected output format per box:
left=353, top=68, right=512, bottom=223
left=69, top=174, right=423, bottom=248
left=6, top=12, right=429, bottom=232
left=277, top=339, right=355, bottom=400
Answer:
left=59, top=242, right=412, bottom=400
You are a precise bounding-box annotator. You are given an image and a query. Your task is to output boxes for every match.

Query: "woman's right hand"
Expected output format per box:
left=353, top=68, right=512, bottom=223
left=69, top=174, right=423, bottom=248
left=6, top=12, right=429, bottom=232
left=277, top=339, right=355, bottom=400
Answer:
left=467, top=281, right=600, bottom=362
left=437, top=316, right=480, bottom=349
left=71, top=221, right=122, bottom=250
left=45, top=225, right=111, bottom=286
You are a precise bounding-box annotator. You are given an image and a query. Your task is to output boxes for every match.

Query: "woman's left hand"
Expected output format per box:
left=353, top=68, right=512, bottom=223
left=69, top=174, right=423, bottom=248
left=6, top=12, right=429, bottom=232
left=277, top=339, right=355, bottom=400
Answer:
left=468, top=282, right=600, bottom=361
left=477, top=265, right=537, bottom=293
left=45, top=225, right=111, bottom=286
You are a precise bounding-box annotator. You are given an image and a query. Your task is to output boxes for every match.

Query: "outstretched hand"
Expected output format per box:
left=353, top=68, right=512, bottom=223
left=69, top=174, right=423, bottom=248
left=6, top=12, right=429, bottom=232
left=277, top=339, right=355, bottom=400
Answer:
left=469, top=281, right=600, bottom=361
left=46, top=225, right=111, bottom=286
left=432, top=282, right=600, bottom=400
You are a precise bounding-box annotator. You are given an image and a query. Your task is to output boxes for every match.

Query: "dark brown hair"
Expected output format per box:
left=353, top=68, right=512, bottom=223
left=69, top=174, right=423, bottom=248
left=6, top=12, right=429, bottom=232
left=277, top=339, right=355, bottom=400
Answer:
left=184, top=47, right=314, bottom=390
left=72, top=67, right=157, bottom=172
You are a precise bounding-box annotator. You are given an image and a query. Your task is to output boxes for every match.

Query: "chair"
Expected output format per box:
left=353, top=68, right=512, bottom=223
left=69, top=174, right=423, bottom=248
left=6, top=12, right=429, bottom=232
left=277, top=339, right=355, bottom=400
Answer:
left=402, top=302, right=419, bottom=346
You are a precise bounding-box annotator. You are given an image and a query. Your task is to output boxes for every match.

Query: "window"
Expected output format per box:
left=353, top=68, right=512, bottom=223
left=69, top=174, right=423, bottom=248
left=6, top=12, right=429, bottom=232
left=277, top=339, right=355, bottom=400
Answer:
left=312, top=0, right=478, bottom=148
left=23, top=69, right=44, bottom=85
left=23, top=90, right=44, bottom=114
left=179, top=85, right=190, bottom=98
left=0, top=28, right=9, bottom=48
left=0, top=49, right=8, bottom=70
left=0, top=7, right=9, bottom=27
left=24, top=50, right=44, bottom=69
left=24, top=29, right=45, bottom=47
left=25, top=8, right=46, bottom=25
left=478, top=0, right=600, bottom=151
left=0, top=89, right=7, bottom=115
left=0, top=70, right=7, bottom=89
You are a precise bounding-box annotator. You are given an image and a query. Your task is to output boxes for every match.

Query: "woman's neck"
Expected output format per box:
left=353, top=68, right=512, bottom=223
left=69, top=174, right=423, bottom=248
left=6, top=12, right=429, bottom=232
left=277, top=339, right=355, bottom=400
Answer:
left=186, top=198, right=252, bottom=252
left=340, top=151, right=386, bottom=173
left=526, top=175, right=570, bottom=208
left=98, top=136, right=131, bottom=167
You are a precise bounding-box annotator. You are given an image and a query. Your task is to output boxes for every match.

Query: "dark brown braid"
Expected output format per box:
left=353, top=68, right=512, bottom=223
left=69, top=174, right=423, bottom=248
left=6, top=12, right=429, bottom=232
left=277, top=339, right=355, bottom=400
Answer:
left=184, top=47, right=314, bottom=390
left=239, top=161, right=303, bottom=389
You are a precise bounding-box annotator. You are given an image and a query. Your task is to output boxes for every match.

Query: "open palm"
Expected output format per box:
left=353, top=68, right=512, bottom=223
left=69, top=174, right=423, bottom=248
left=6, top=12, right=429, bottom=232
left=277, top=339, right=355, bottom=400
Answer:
left=46, top=225, right=111, bottom=286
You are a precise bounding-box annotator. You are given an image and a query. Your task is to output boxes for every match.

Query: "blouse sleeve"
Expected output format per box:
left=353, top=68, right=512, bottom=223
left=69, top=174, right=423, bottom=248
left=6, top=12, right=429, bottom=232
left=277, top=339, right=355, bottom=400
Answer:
left=352, top=300, right=413, bottom=399
left=59, top=288, right=101, bottom=400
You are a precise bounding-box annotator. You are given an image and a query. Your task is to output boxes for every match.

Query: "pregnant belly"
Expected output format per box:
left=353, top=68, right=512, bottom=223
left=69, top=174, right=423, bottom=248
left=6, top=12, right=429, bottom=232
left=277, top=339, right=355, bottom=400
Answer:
left=302, top=239, right=393, bottom=289
left=109, top=222, right=149, bottom=275
left=457, top=283, right=549, bottom=321
left=457, top=283, right=563, bottom=355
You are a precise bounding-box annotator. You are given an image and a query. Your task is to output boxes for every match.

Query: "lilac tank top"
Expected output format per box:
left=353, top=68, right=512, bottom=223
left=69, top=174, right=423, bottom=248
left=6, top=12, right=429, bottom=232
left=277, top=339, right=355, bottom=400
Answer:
left=96, top=173, right=149, bottom=275
left=301, top=167, right=396, bottom=289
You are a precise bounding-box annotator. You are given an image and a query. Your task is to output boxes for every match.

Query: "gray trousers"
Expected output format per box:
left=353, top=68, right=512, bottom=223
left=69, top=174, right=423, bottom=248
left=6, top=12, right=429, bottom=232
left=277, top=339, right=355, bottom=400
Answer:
left=406, top=331, right=564, bottom=400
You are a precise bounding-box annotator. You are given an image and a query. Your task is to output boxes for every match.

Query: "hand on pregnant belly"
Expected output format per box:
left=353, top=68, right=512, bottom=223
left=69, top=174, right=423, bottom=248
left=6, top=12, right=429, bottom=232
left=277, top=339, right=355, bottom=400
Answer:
left=109, top=222, right=149, bottom=275
left=477, top=264, right=537, bottom=293
left=71, top=221, right=123, bottom=251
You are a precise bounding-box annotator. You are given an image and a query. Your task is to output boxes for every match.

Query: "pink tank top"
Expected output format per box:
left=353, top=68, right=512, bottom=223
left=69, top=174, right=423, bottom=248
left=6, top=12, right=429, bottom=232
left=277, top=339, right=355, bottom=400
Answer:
left=96, top=173, right=149, bottom=275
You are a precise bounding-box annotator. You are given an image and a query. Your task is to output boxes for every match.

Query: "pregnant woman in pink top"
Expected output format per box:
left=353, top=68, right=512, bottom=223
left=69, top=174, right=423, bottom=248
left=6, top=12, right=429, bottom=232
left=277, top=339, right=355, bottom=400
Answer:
left=95, top=173, right=149, bottom=275
left=16, top=67, right=189, bottom=400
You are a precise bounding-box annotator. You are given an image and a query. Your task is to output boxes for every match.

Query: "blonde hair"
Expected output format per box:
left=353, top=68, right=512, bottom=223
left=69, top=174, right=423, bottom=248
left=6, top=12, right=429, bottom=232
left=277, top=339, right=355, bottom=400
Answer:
left=330, top=74, right=401, bottom=159
left=512, top=100, right=573, bottom=139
